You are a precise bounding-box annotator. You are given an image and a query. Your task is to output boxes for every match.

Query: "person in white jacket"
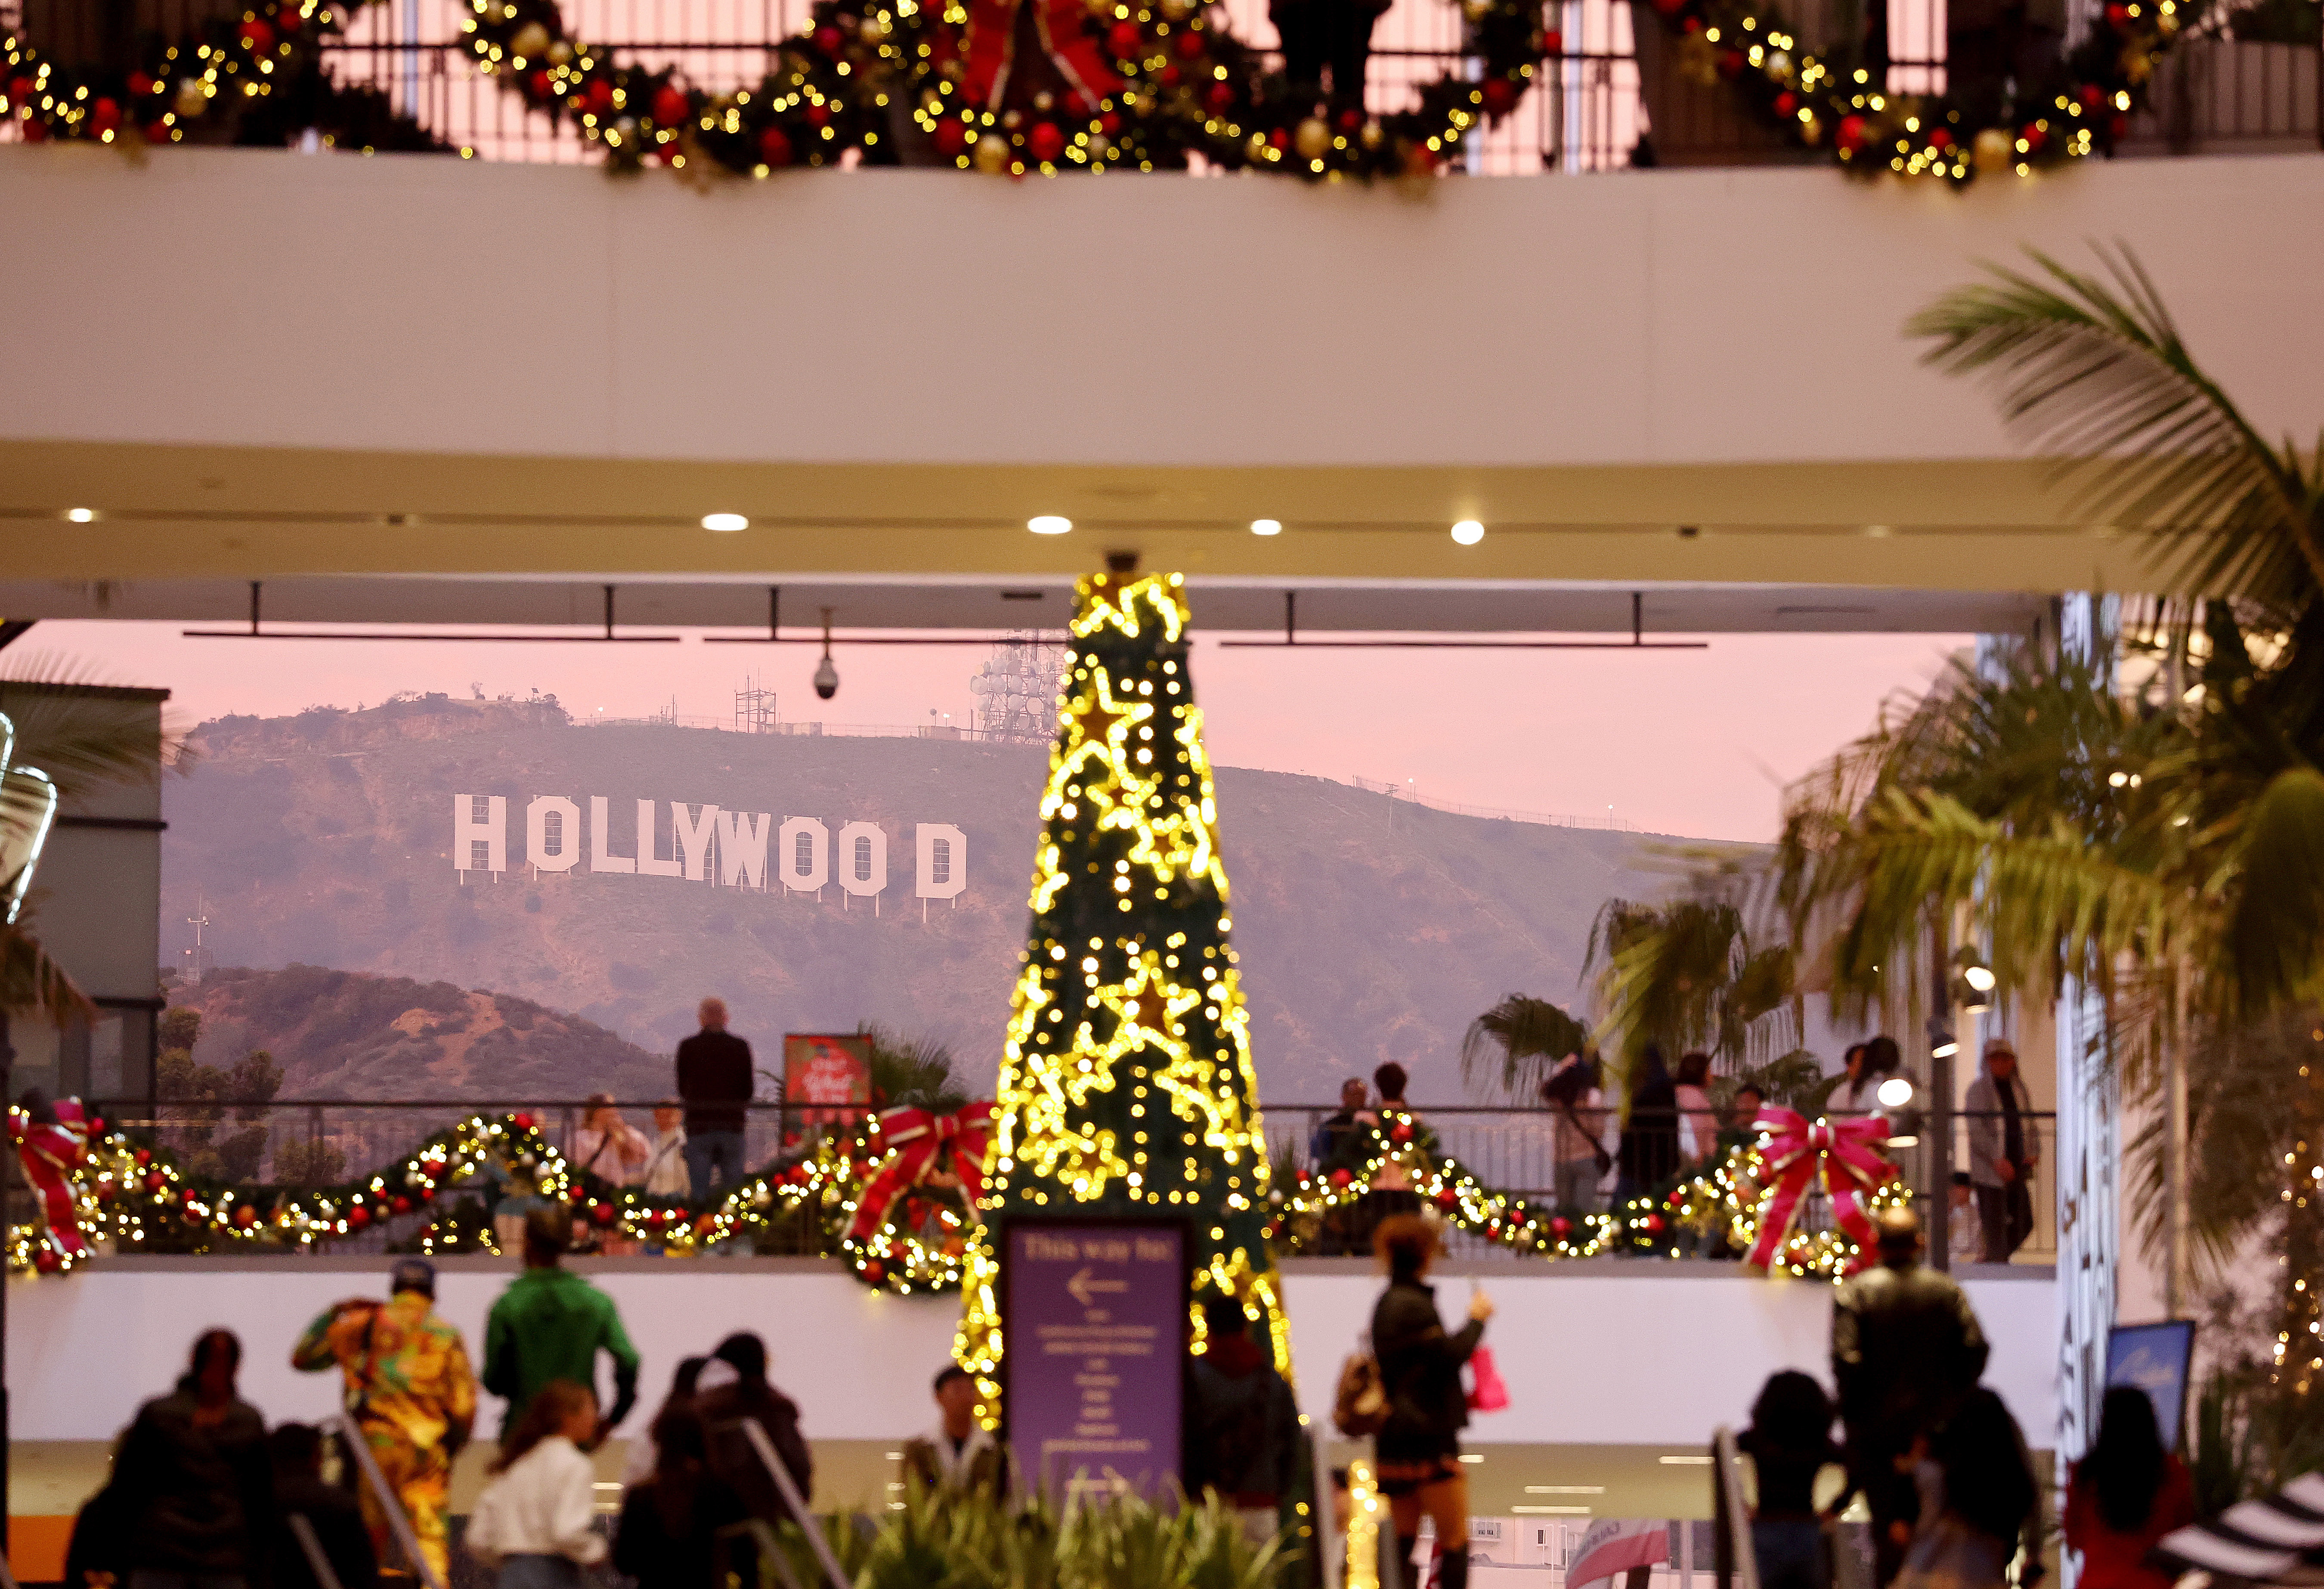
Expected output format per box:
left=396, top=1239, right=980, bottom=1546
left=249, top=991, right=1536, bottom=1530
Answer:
left=464, top=1379, right=606, bottom=1587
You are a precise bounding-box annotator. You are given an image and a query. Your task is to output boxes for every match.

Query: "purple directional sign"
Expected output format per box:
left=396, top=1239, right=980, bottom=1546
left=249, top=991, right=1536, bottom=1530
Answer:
left=1003, top=1220, right=1187, bottom=1496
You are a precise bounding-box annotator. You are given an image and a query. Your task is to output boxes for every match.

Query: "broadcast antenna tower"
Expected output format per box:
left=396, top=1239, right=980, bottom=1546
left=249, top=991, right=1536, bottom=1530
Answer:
left=734, top=677, right=780, bottom=734
left=184, top=898, right=212, bottom=986
left=969, top=632, right=1069, bottom=743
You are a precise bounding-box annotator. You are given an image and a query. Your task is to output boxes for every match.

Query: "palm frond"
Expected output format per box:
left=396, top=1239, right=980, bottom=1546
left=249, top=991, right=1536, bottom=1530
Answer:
left=0, top=654, right=187, bottom=806
left=0, top=912, right=92, bottom=1022
left=1459, top=994, right=1590, bottom=1100
left=1907, top=244, right=2324, bottom=608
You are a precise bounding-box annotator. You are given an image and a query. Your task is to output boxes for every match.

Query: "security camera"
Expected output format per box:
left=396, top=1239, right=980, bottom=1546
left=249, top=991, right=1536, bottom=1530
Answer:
left=813, top=655, right=839, bottom=701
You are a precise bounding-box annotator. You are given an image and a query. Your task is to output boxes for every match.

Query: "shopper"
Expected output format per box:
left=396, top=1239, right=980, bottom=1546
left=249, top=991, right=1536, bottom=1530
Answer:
left=1186, top=1296, right=1302, bottom=1543
left=465, top=1380, right=608, bottom=1586
left=1674, top=1051, right=1718, bottom=1165
left=696, top=1332, right=815, bottom=1525
left=1542, top=1055, right=1610, bottom=1214
left=2064, top=1388, right=2194, bottom=1589
left=1948, top=1173, right=1985, bottom=1265
left=1615, top=1044, right=1680, bottom=1204
left=677, top=997, right=754, bottom=1193
left=1313, top=1076, right=1372, bottom=1254
left=291, top=1257, right=477, bottom=1583
left=1893, top=1387, right=2043, bottom=1589
left=613, top=1406, right=749, bottom=1589
left=622, top=1356, right=712, bottom=1487
left=268, top=1423, right=380, bottom=1589
left=113, top=1329, right=274, bottom=1589
left=1965, top=1038, right=2038, bottom=1262
left=1371, top=1214, right=1493, bottom=1589
left=642, top=1100, right=692, bottom=1200
left=570, top=1093, right=650, bottom=1186
left=901, top=1365, right=1012, bottom=1498
left=483, top=1205, right=641, bottom=1441
left=1831, top=1206, right=1990, bottom=1587
left=1309, top=1077, right=1371, bottom=1164
left=1739, top=1372, right=1844, bottom=1589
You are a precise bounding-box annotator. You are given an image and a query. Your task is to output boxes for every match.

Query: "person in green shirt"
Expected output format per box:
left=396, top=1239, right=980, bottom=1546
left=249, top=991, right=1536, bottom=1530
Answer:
left=483, top=1205, right=641, bottom=1443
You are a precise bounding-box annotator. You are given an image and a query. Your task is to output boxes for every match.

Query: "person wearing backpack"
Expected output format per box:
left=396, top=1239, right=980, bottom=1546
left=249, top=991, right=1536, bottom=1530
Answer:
left=1370, top=1215, right=1493, bottom=1589
left=1187, top=1295, right=1303, bottom=1544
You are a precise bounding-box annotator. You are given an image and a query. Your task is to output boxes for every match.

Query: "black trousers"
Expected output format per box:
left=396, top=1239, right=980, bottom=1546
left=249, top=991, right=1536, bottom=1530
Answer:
left=1975, top=1177, right=2033, bottom=1261
left=1275, top=0, right=1377, bottom=107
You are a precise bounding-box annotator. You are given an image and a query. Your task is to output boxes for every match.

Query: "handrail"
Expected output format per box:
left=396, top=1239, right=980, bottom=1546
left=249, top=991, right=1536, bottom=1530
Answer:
left=329, top=1412, right=449, bottom=1589
left=84, top=1096, right=2058, bottom=1118
left=731, top=1416, right=851, bottom=1589
left=287, top=1514, right=349, bottom=1589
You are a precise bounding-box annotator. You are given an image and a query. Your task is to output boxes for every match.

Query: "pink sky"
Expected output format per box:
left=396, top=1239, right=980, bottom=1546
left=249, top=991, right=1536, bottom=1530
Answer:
left=20, top=621, right=1966, bottom=842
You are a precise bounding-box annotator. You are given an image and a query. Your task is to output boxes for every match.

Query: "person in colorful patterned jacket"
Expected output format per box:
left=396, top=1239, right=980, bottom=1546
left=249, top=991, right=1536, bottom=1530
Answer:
left=292, top=1258, right=478, bottom=1585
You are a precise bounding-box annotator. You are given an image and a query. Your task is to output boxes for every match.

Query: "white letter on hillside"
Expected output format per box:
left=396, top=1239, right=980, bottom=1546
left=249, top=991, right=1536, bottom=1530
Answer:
left=837, top=821, right=888, bottom=898
left=527, top=796, right=581, bottom=873
left=637, top=798, right=682, bottom=878
left=916, top=823, right=968, bottom=900
left=778, top=817, right=828, bottom=892
left=715, top=810, right=772, bottom=889
left=673, top=802, right=721, bottom=882
left=589, top=795, right=635, bottom=874
left=452, top=794, right=505, bottom=874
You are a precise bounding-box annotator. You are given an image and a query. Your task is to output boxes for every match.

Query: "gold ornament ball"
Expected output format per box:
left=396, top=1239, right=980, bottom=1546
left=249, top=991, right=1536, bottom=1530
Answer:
left=1359, top=117, right=1384, bottom=149
left=1764, top=48, right=1791, bottom=80
left=548, top=40, right=574, bottom=64
left=174, top=79, right=207, bottom=118
left=1972, top=125, right=2013, bottom=172
left=1797, top=109, right=1821, bottom=144
left=510, top=21, right=551, bottom=59
left=972, top=133, right=1009, bottom=173
left=1294, top=115, right=1331, bottom=159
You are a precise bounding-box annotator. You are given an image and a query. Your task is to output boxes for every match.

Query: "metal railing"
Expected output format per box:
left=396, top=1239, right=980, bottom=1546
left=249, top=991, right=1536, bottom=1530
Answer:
left=9, top=0, right=2309, bottom=169
left=79, top=1093, right=2057, bottom=1263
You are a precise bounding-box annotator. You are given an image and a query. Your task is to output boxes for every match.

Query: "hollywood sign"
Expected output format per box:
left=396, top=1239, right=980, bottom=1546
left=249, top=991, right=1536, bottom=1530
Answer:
left=451, top=794, right=969, bottom=904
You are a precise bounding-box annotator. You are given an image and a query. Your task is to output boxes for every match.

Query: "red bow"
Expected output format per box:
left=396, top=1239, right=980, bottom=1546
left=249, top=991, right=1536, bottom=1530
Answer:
left=13, top=1097, right=92, bottom=1261
left=847, top=1102, right=994, bottom=1242
left=958, top=0, right=1120, bottom=115
left=1745, top=1106, right=1895, bottom=1274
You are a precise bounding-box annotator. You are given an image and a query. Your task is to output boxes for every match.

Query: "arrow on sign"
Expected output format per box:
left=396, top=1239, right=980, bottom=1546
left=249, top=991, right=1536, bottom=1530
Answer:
left=1067, top=1267, right=1130, bottom=1307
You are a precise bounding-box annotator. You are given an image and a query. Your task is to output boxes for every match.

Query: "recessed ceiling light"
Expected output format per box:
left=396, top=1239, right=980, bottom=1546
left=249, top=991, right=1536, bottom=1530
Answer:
left=1250, top=519, right=1282, bottom=537
left=701, top=512, right=749, bottom=533
left=1513, top=1506, right=1594, bottom=1515
left=1659, top=1455, right=1715, bottom=1465
left=1526, top=1486, right=1606, bottom=1494
left=1029, top=515, right=1073, bottom=536
left=1450, top=519, right=1485, bottom=546
left=1864, top=523, right=1893, bottom=538
left=66, top=508, right=96, bottom=523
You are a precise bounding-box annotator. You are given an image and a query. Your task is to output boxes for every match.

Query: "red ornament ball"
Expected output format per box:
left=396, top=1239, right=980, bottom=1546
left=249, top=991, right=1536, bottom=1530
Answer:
left=1549, top=1216, right=1573, bottom=1239
left=20, top=117, right=47, bottom=144
left=391, top=1196, right=412, bottom=1216
left=1773, top=90, right=1796, bottom=115
left=1204, top=81, right=1235, bottom=114
left=1158, top=63, right=1181, bottom=85
left=1100, top=110, right=1122, bottom=136
left=1435, top=1189, right=1459, bottom=1211
left=275, top=3, right=303, bottom=32
left=1173, top=29, right=1205, bottom=59
left=1650, top=0, right=1685, bottom=15
left=1337, top=108, right=1362, bottom=130
left=2104, top=1, right=2129, bottom=22
left=653, top=84, right=689, bottom=126
left=1928, top=127, right=1953, bottom=150
left=144, top=1171, right=167, bottom=1193
left=863, top=1261, right=886, bottom=1282
left=1389, top=1121, right=1413, bottom=1144
left=758, top=124, right=794, bottom=166
left=347, top=1204, right=372, bottom=1230
left=234, top=1205, right=257, bottom=1230
left=530, top=69, right=552, bottom=97
left=95, top=1176, right=116, bottom=1202
left=1480, top=77, right=1516, bottom=116
left=1328, top=1167, right=1352, bottom=1188
left=127, top=74, right=154, bottom=98
left=1837, top=113, right=1869, bottom=150
left=1108, top=20, right=1145, bottom=58
left=183, top=1205, right=204, bottom=1225
left=240, top=18, right=276, bottom=52
left=806, top=101, right=832, bottom=127
left=2081, top=84, right=2105, bottom=106
left=1716, top=48, right=1745, bottom=76
left=1544, top=27, right=1564, bottom=53
left=1643, top=1213, right=1666, bottom=1234
left=512, top=1111, right=536, bottom=1131
left=90, top=98, right=122, bottom=133
left=592, top=1201, right=617, bottom=1227
left=932, top=118, right=967, bottom=156
left=33, top=1248, right=61, bottom=1274
left=134, top=1148, right=152, bottom=1166
left=814, top=24, right=845, bottom=55
left=2109, top=111, right=2129, bottom=139
left=2021, top=123, right=2047, bottom=152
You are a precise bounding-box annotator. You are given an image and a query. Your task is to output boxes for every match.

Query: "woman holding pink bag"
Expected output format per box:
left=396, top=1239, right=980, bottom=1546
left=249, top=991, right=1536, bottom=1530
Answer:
left=1370, top=1214, right=1495, bottom=1589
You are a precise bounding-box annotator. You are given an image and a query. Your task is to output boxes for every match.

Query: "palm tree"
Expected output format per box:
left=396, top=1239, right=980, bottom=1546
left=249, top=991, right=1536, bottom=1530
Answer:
left=1458, top=994, right=1591, bottom=1100
left=1586, top=895, right=1802, bottom=1071
left=0, top=660, right=183, bottom=1022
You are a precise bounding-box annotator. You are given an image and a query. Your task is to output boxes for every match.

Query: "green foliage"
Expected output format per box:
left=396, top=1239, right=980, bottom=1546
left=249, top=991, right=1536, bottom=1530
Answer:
left=2228, top=0, right=2322, bottom=42
left=1585, top=895, right=1798, bottom=1080
left=2184, top=1289, right=2324, bottom=1509
left=274, top=1137, right=350, bottom=1187
left=1717, top=1049, right=1826, bottom=1113
left=860, top=1023, right=972, bottom=1113
left=158, top=1007, right=202, bottom=1053
left=805, top=1482, right=1289, bottom=1589
left=1460, top=994, right=1591, bottom=1101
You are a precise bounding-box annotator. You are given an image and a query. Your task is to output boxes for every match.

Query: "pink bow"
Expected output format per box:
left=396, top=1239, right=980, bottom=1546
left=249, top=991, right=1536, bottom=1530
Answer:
left=12, top=1097, right=93, bottom=1261
left=846, top=1102, right=993, bottom=1242
left=1745, top=1106, right=1896, bottom=1274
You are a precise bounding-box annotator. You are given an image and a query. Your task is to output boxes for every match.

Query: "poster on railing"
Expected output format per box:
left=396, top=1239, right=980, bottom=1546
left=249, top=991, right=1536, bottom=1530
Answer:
left=783, top=1033, right=873, bottom=1143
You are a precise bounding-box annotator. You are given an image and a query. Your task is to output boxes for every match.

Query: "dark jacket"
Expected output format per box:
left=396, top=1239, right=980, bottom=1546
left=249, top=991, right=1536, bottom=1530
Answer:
left=677, top=1028, right=755, bottom=1135
left=113, top=1387, right=275, bottom=1578
left=272, top=1469, right=380, bottom=1589
left=64, top=1483, right=130, bottom=1589
left=1618, top=1073, right=1681, bottom=1186
left=613, top=1471, right=752, bottom=1589
left=1830, top=1260, right=1990, bottom=1444
left=1187, top=1336, right=1302, bottom=1505
left=1370, top=1278, right=1483, bottom=1461
left=698, top=1378, right=814, bottom=1525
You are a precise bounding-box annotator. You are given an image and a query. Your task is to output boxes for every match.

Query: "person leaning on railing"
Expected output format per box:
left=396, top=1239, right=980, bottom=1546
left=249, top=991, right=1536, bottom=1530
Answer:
left=1964, top=1038, right=2038, bottom=1263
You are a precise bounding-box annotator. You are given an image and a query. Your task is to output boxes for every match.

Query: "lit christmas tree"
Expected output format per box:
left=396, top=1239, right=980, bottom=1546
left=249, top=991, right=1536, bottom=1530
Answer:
left=955, top=570, right=1284, bottom=1418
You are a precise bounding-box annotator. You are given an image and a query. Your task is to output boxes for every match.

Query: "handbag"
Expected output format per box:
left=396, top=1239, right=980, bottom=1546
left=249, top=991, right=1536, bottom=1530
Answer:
left=1333, top=1352, right=1390, bottom=1437
left=1465, top=1345, right=1509, bottom=1412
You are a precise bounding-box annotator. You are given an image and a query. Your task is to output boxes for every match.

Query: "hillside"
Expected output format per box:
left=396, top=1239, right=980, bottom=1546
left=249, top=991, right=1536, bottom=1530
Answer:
left=169, top=964, right=668, bottom=1100
left=162, top=697, right=1669, bottom=1101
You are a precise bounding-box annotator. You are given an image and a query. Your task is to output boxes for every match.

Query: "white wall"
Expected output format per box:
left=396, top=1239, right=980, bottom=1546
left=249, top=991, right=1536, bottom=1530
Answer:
left=8, top=1258, right=2056, bottom=1448
left=2, top=148, right=2320, bottom=473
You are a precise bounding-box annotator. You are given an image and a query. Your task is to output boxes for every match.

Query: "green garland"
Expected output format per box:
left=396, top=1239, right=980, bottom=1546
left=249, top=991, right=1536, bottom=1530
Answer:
left=1634, top=0, right=2195, bottom=182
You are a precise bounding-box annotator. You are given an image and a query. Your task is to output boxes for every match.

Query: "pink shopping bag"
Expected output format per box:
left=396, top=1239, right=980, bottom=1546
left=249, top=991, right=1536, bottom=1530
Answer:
left=1466, top=1344, right=1510, bottom=1412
